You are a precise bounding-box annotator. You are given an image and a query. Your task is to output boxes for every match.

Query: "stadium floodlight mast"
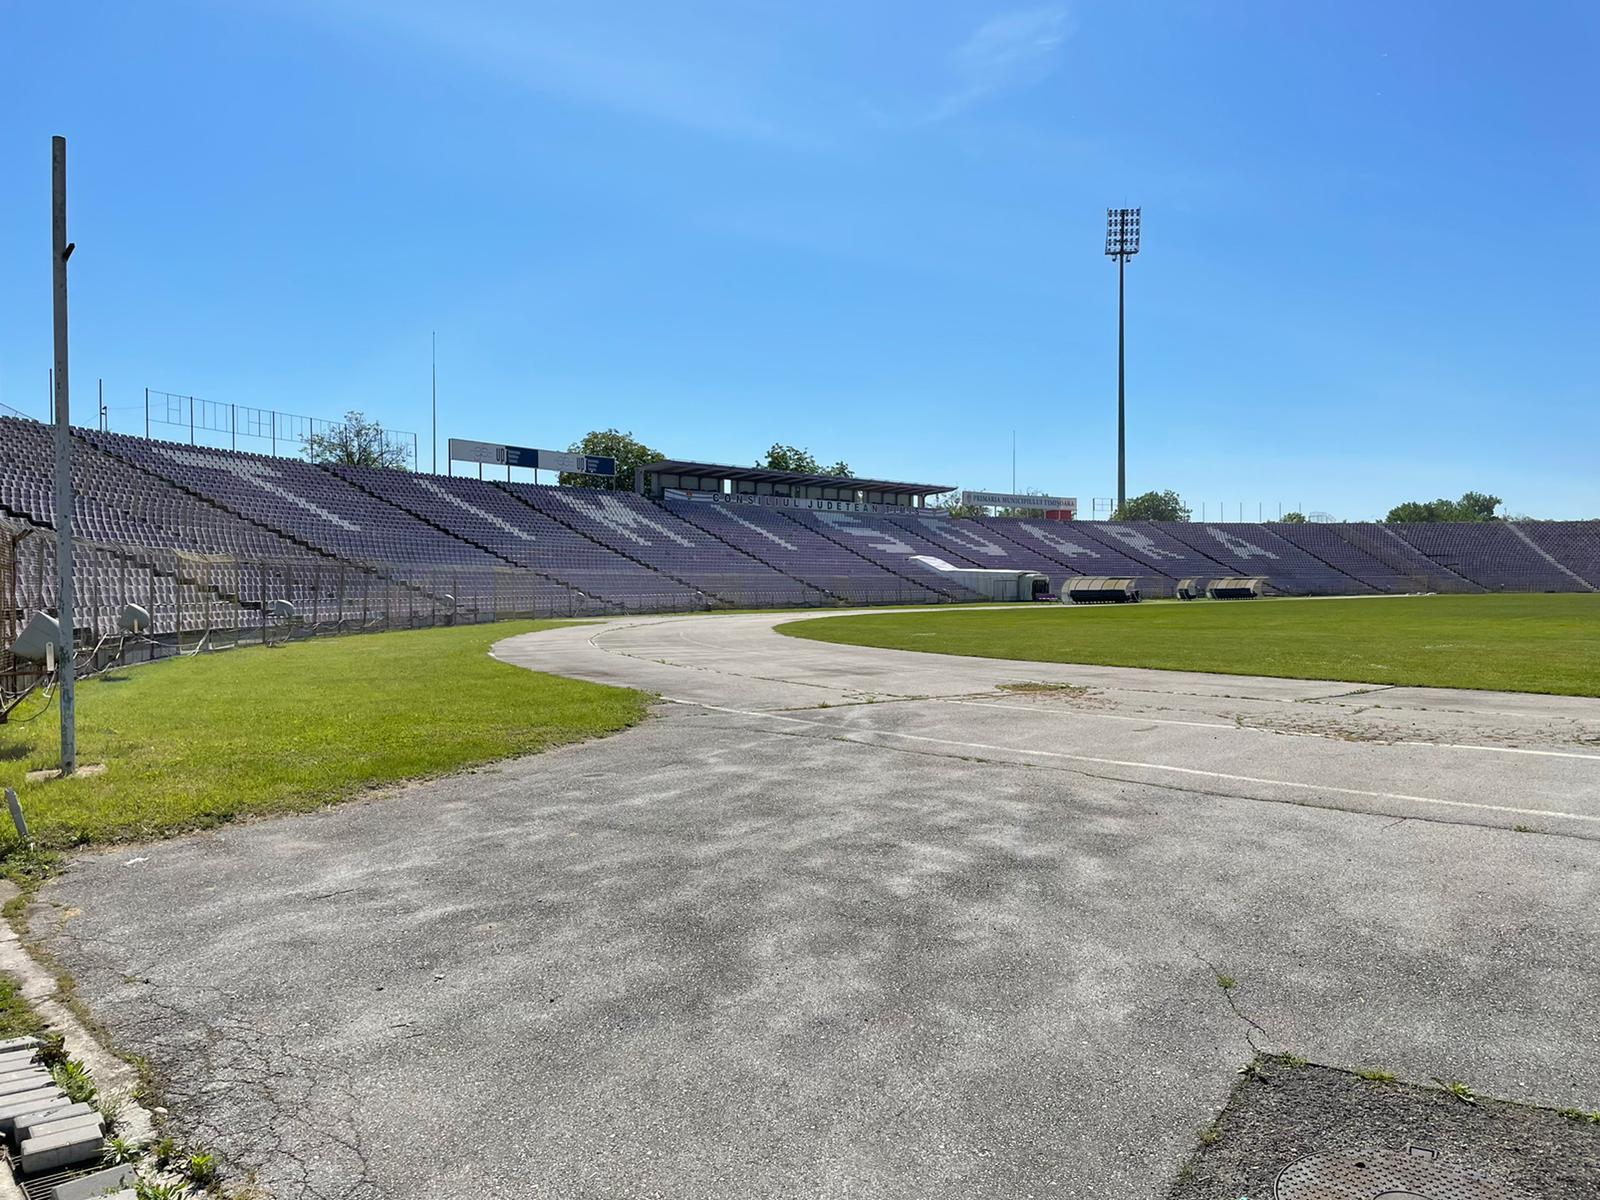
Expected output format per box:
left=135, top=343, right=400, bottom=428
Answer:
left=1104, top=207, right=1141, bottom=514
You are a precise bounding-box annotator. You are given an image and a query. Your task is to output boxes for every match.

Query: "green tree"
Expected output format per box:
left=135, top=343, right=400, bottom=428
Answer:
left=303, top=411, right=410, bottom=469
left=925, top=491, right=985, bottom=518
left=1384, top=491, right=1502, bottom=523
left=558, top=428, right=665, bottom=490
left=1455, top=491, right=1503, bottom=521
left=758, top=444, right=851, bottom=477
left=1111, top=489, right=1191, bottom=521
left=1280, top=511, right=1307, bottom=523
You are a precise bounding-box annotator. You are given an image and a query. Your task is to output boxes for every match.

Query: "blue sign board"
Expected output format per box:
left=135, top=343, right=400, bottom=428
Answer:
left=447, top=439, right=617, bottom=477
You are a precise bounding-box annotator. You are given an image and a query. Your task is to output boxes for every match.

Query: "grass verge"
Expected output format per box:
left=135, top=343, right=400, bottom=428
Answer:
left=777, top=594, right=1600, bottom=696
left=0, top=971, right=48, bottom=1040
left=0, top=620, right=646, bottom=858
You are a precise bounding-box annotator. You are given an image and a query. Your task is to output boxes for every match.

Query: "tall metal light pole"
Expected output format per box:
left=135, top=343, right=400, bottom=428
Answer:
left=431, top=331, right=437, bottom=474
left=1104, top=207, right=1141, bottom=514
left=51, top=136, right=77, bottom=775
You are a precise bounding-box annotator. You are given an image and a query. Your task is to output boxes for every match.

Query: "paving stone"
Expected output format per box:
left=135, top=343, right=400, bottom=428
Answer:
left=20, top=1112, right=103, bottom=1145
left=50, top=1164, right=136, bottom=1200
left=18, top=1124, right=105, bottom=1173
left=0, top=1072, right=56, bottom=1098
left=0, top=1066, right=50, bottom=1086
left=0, top=1053, right=39, bottom=1073
left=16, top=1104, right=100, bottom=1139
left=0, top=1089, right=70, bottom=1130
left=0, top=1037, right=42, bottom=1054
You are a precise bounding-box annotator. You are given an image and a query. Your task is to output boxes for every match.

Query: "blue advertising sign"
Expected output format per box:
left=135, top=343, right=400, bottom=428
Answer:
left=448, top=439, right=616, bottom=477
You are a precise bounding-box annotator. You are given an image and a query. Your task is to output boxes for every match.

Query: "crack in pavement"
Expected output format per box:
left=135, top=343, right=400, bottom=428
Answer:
left=32, top=903, right=386, bottom=1200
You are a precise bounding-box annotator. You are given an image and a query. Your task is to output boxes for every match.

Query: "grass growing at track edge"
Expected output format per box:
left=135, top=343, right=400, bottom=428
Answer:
left=777, top=594, right=1600, bottom=697
left=0, top=621, right=647, bottom=857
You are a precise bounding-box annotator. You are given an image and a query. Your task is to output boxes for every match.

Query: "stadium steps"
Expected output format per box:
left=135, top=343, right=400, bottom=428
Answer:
left=1, top=487, right=254, bottom=622
left=1255, top=526, right=1381, bottom=594
left=83, top=433, right=449, bottom=607
left=1071, top=522, right=1232, bottom=583
left=1159, top=522, right=1375, bottom=596
left=325, top=466, right=623, bottom=612
left=1505, top=522, right=1596, bottom=592
left=645, top=498, right=843, bottom=605
left=1342, top=524, right=1483, bottom=592
left=493, top=484, right=720, bottom=607
left=958, top=519, right=1118, bottom=582
left=86, top=434, right=348, bottom=566
left=774, top=512, right=977, bottom=603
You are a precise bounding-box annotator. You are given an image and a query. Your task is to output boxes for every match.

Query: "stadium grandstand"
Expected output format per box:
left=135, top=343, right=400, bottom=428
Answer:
left=2, top=414, right=1597, bottom=659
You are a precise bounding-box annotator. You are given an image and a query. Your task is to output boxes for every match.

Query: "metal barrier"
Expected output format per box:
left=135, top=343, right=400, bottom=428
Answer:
left=0, top=532, right=987, bottom=703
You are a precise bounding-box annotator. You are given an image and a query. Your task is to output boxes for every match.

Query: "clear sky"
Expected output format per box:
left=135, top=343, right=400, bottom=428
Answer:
left=3, top=1, right=1596, bottom=519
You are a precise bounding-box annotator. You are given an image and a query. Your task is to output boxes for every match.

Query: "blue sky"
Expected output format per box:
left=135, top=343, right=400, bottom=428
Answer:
left=3, top=1, right=1596, bottom=519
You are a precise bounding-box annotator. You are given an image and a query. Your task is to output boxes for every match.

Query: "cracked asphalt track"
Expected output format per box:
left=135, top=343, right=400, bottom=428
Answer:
left=34, top=609, right=1600, bottom=1198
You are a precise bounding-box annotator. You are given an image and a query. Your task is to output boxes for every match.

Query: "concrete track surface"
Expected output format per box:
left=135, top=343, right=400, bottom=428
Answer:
left=36, top=609, right=1600, bottom=1199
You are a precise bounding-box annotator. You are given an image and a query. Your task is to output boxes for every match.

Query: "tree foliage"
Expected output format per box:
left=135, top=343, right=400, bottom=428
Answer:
left=926, top=496, right=984, bottom=518
left=1111, top=489, right=1191, bottom=522
left=759, top=443, right=852, bottom=477
left=303, top=411, right=410, bottom=470
left=1280, top=511, right=1307, bottom=523
left=1384, top=491, right=1502, bottom=523
left=558, top=428, right=665, bottom=490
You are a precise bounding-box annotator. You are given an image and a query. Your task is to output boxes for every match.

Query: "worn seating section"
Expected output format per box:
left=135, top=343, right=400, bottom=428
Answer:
left=1387, top=522, right=1582, bottom=592
left=2, top=420, right=1593, bottom=640
left=1508, top=521, right=1600, bottom=589
left=661, top=499, right=945, bottom=604
left=1154, top=522, right=1376, bottom=596
left=770, top=510, right=987, bottom=600
left=508, top=485, right=828, bottom=608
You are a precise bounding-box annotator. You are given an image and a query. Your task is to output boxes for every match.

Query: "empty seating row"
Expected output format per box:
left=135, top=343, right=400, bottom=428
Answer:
left=2, top=418, right=1594, bottom=650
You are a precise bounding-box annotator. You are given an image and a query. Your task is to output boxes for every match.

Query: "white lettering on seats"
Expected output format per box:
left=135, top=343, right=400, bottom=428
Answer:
left=1206, top=527, right=1278, bottom=560
left=553, top=491, right=694, bottom=547
left=418, top=478, right=535, bottom=541
left=814, top=512, right=913, bottom=554
left=706, top=506, right=798, bottom=551
left=1018, top=523, right=1102, bottom=558
left=155, top=447, right=360, bottom=531
left=1095, top=526, right=1183, bottom=560
left=917, top=519, right=1006, bottom=556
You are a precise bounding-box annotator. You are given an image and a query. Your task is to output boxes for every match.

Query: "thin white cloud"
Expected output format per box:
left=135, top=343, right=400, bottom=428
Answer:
left=283, top=0, right=796, bottom=143
left=929, top=5, right=1074, bottom=122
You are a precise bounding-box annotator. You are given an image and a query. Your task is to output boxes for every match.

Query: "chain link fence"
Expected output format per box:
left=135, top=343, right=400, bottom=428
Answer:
left=0, top=525, right=975, bottom=702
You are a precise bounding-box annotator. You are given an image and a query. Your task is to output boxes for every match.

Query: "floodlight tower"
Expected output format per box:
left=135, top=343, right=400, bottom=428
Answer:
left=1104, top=207, right=1141, bottom=513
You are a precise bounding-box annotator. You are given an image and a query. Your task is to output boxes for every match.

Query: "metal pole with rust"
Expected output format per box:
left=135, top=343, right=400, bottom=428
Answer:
left=51, top=135, right=77, bottom=775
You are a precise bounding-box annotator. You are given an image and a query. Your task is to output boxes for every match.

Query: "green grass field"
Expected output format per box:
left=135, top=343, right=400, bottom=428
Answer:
left=0, top=621, right=646, bottom=858
left=777, top=594, right=1600, bottom=697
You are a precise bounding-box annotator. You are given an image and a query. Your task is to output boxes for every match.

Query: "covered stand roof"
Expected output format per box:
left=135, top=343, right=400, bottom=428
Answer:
left=643, top=460, right=953, bottom=498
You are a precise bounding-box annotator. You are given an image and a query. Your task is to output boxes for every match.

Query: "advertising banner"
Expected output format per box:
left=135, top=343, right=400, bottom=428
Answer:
left=447, top=439, right=615, bottom=476
left=665, top=489, right=929, bottom=515
left=961, top=490, right=1076, bottom=511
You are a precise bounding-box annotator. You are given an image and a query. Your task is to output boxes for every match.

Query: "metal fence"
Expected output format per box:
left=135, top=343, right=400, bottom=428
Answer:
left=142, top=389, right=420, bottom=470
left=0, top=527, right=978, bottom=701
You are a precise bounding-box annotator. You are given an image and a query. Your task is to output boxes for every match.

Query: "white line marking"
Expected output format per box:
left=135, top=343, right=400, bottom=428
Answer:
left=941, top=699, right=1600, bottom=762
left=1393, top=739, right=1600, bottom=762
left=943, top=698, right=1234, bottom=732
left=666, top=699, right=1600, bottom=825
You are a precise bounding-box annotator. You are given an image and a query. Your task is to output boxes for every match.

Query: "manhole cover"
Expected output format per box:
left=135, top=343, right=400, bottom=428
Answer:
left=1275, top=1148, right=1528, bottom=1200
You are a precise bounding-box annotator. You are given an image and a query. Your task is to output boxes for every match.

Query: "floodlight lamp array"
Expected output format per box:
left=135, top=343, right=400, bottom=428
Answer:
left=1104, top=207, right=1141, bottom=257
